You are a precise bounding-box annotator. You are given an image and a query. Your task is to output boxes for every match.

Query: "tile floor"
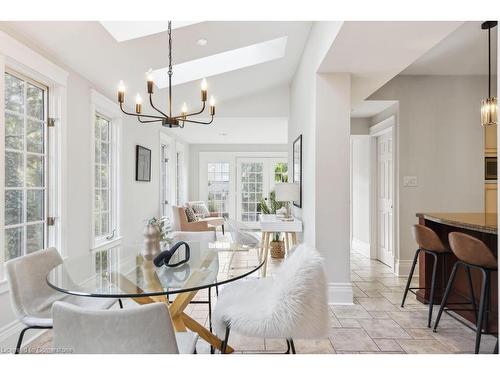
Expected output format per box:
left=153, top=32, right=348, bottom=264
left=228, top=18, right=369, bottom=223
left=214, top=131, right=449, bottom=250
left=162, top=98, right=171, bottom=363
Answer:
left=26, top=247, right=497, bottom=354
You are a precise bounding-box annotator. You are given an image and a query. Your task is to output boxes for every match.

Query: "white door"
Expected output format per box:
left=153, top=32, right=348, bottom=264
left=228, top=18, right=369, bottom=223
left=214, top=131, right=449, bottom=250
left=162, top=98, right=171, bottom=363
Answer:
left=376, top=131, right=394, bottom=267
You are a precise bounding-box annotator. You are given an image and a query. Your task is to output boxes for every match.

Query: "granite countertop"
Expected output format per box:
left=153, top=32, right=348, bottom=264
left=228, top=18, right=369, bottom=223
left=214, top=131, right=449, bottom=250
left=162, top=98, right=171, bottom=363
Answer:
left=416, top=212, right=498, bottom=235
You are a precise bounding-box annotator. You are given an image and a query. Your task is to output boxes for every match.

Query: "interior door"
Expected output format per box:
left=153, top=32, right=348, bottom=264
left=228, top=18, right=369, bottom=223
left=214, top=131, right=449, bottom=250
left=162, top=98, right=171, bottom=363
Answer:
left=376, top=131, right=394, bottom=267
left=236, top=158, right=267, bottom=228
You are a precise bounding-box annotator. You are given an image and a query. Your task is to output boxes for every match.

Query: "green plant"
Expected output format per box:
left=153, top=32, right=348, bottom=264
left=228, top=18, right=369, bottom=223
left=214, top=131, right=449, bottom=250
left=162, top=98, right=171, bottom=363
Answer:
left=147, top=216, right=173, bottom=242
left=259, top=190, right=286, bottom=242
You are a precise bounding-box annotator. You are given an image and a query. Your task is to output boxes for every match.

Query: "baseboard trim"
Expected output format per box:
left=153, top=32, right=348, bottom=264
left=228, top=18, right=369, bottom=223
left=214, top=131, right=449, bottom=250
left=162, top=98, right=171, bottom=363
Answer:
left=327, top=282, right=354, bottom=305
left=395, top=259, right=418, bottom=277
left=351, top=238, right=370, bottom=258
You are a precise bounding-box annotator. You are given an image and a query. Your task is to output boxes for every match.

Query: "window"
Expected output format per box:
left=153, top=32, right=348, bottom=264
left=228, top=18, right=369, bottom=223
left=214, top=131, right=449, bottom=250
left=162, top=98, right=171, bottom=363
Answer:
left=274, top=162, right=288, bottom=182
left=207, top=162, right=230, bottom=217
left=176, top=151, right=184, bottom=205
left=94, top=114, right=115, bottom=243
left=160, top=144, right=171, bottom=217
left=4, top=71, right=48, bottom=261
left=240, top=161, right=264, bottom=222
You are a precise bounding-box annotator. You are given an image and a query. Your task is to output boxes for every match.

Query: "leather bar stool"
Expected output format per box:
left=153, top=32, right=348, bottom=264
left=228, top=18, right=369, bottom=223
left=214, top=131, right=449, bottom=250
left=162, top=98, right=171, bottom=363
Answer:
left=433, top=232, right=498, bottom=354
left=401, top=224, right=450, bottom=328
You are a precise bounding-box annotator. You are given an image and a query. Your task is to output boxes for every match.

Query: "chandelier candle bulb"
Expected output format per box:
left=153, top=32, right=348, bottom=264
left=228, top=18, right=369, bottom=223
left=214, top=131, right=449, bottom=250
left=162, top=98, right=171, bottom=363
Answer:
left=201, top=78, right=208, bottom=101
left=117, top=80, right=125, bottom=103
left=181, top=102, right=188, bottom=119
left=135, top=94, right=143, bottom=114
left=209, top=96, right=216, bottom=116
left=147, top=69, right=154, bottom=94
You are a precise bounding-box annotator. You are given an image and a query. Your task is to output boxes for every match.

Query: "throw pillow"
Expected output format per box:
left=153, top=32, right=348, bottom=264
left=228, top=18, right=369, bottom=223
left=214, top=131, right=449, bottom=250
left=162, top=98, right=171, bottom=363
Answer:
left=191, top=203, right=210, bottom=219
left=184, top=207, right=198, bottom=222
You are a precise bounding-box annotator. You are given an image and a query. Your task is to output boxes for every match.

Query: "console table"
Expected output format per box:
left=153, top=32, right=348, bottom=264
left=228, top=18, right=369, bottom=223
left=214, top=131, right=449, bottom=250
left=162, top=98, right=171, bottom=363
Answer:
left=259, top=214, right=303, bottom=277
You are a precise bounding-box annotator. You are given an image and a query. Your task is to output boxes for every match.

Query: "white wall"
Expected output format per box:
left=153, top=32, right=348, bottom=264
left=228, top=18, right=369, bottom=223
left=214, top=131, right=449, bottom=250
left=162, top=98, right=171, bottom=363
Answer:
left=351, top=136, right=371, bottom=257
left=369, top=75, right=487, bottom=274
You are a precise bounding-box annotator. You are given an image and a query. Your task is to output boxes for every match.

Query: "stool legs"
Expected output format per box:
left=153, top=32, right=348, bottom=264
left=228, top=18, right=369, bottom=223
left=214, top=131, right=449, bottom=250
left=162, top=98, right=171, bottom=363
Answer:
left=401, top=249, right=420, bottom=308
left=433, top=261, right=459, bottom=333
left=427, top=252, right=439, bottom=328
left=475, top=269, right=489, bottom=354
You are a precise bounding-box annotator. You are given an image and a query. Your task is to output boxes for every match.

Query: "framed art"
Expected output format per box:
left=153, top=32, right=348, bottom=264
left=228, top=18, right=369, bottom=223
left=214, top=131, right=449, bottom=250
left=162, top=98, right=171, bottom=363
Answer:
left=292, top=134, right=302, bottom=208
left=135, top=145, right=151, bottom=182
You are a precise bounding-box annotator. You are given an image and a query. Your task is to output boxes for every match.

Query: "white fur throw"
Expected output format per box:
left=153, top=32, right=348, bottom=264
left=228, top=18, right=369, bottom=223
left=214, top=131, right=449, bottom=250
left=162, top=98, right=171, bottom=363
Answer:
left=213, top=244, right=329, bottom=340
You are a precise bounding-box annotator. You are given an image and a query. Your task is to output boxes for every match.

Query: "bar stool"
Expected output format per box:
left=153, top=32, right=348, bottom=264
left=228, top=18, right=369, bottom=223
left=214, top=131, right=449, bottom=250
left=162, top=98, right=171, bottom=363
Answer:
left=433, top=232, right=497, bottom=354
left=401, top=224, right=450, bottom=328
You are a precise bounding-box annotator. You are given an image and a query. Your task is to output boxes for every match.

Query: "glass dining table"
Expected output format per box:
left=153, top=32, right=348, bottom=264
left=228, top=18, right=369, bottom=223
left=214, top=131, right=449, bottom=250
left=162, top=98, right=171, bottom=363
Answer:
left=46, top=240, right=264, bottom=353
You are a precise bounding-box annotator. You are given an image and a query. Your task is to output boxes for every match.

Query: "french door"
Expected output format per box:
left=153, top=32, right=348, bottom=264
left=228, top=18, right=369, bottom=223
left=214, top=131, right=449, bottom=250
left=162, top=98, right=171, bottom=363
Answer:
left=4, top=70, right=49, bottom=260
left=236, top=158, right=287, bottom=227
left=376, top=130, right=394, bottom=267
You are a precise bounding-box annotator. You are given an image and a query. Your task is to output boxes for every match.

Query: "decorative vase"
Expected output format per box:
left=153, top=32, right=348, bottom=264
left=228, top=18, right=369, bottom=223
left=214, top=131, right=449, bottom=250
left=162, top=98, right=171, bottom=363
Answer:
left=270, top=240, right=285, bottom=259
left=142, top=224, right=161, bottom=260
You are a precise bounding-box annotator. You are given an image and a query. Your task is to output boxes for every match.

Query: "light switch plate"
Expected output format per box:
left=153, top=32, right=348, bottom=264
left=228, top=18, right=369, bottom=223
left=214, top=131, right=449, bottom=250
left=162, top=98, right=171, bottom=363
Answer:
left=403, top=176, right=418, bottom=187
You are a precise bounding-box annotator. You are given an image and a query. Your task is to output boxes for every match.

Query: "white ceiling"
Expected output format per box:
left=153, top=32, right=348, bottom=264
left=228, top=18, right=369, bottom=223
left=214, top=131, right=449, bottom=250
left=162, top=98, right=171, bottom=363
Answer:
left=319, top=21, right=464, bottom=105
left=402, top=21, right=498, bottom=75
left=351, top=100, right=397, bottom=118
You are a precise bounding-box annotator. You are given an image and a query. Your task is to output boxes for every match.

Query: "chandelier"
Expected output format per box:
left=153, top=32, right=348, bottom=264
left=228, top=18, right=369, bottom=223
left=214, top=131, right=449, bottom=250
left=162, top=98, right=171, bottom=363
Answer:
left=480, top=21, right=497, bottom=127
left=116, top=21, right=215, bottom=128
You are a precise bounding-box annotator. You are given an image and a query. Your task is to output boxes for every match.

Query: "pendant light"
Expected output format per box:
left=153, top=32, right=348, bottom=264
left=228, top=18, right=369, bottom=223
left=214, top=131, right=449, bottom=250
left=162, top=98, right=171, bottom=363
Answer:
left=481, top=21, right=498, bottom=127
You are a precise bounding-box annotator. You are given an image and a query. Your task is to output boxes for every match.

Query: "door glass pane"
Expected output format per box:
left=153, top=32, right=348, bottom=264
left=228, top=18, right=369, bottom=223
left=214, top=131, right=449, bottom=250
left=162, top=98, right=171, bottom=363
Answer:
left=27, top=120, right=44, bottom=153
left=5, top=227, right=24, bottom=261
left=5, top=151, right=24, bottom=187
left=27, top=189, right=44, bottom=222
left=5, top=113, right=24, bottom=150
left=27, top=83, right=44, bottom=120
left=240, top=162, right=264, bottom=222
left=26, top=154, right=44, bottom=187
left=26, top=223, right=44, bottom=253
left=5, top=190, right=23, bottom=225
left=207, top=162, right=230, bottom=217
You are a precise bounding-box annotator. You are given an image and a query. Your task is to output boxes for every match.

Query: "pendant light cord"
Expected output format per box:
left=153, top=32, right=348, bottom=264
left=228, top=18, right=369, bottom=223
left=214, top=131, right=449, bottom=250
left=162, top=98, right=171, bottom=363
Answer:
left=488, top=26, right=491, bottom=97
left=168, top=21, right=173, bottom=117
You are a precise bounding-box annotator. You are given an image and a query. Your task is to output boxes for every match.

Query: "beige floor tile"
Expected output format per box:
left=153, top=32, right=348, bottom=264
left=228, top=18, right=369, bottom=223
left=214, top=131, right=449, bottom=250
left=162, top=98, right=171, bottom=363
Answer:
left=373, top=338, right=404, bottom=352
left=356, top=297, right=398, bottom=312
left=404, top=328, right=435, bottom=339
left=329, top=328, right=379, bottom=352
left=264, top=338, right=289, bottom=352
left=331, top=304, right=372, bottom=319
left=357, top=319, right=411, bottom=339
left=430, top=328, right=498, bottom=354
left=381, top=291, right=418, bottom=305
left=339, top=318, right=362, bottom=328
left=352, top=286, right=368, bottom=297
left=368, top=311, right=391, bottom=319
left=396, top=339, right=452, bottom=354
left=293, top=339, right=336, bottom=354
left=228, top=333, right=265, bottom=351
left=355, top=282, right=389, bottom=291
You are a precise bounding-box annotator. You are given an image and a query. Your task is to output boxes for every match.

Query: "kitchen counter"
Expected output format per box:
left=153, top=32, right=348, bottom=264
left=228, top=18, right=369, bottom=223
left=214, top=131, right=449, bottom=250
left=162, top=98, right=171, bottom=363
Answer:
left=416, top=212, right=497, bottom=234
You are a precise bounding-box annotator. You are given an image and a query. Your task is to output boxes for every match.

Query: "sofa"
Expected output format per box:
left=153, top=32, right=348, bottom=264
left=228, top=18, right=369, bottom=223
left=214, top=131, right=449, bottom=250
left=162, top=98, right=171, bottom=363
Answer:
left=171, top=203, right=225, bottom=234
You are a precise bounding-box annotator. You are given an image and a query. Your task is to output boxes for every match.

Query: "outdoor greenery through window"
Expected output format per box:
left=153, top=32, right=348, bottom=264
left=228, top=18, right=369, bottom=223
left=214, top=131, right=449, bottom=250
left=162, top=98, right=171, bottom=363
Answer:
left=4, top=71, right=47, bottom=261
left=94, top=114, right=114, bottom=241
left=207, top=162, right=229, bottom=217
left=274, top=162, right=288, bottom=182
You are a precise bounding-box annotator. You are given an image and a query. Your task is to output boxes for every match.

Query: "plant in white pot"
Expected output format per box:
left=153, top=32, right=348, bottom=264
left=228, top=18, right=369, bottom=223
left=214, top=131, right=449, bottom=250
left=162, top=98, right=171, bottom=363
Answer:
left=142, top=217, right=172, bottom=259
left=259, top=191, right=287, bottom=259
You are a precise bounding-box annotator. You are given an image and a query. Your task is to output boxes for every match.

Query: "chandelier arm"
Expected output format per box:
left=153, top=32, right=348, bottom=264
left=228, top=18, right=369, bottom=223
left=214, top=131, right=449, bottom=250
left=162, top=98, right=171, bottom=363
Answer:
left=149, top=93, right=170, bottom=118
left=138, top=117, right=163, bottom=124
left=173, top=102, right=206, bottom=119
left=119, top=103, right=164, bottom=120
left=181, top=116, right=214, bottom=125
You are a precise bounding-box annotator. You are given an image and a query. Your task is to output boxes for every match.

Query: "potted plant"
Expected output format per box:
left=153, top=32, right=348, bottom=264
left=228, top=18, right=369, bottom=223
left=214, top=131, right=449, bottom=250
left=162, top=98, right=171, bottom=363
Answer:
left=259, top=191, right=287, bottom=259
left=142, top=217, right=173, bottom=259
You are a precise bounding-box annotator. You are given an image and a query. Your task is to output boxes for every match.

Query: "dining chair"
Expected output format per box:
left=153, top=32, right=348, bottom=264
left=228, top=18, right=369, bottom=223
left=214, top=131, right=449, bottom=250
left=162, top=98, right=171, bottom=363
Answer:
left=223, top=218, right=260, bottom=271
left=5, top=247, right=119, bottom=354
left=52, top=301, right=198, bottom=353
left=213, top=243, right=329, bottom=354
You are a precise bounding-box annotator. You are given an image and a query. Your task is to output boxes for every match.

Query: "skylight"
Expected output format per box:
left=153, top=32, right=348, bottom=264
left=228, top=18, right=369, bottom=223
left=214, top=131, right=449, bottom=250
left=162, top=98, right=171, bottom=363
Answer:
left=151, top=36, right=288, bottom=88
left=100, top=21, right=201, bottom=42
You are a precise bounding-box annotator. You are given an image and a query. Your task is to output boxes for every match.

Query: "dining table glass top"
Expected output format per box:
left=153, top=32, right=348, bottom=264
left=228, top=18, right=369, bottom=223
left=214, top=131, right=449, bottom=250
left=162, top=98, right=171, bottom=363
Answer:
left=47, top=240, right=263, bottom=298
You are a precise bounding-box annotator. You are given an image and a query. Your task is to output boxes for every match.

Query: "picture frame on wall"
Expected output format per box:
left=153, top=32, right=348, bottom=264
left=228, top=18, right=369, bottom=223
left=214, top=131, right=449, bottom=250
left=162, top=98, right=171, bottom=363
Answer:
left=135, top=145, right=151, bottom=182
left=293, top=134, right=302, bottom=208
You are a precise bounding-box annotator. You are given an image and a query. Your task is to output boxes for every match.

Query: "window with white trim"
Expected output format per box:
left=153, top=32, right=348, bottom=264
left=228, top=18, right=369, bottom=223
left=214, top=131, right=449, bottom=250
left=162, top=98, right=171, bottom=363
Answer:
left=176, top=150, right=184, bottom=205
left=4, top=71, right=48, bottom=260
left=93, top=113, right=116, bottom=243
left=207, top=162, right=230, bottom=217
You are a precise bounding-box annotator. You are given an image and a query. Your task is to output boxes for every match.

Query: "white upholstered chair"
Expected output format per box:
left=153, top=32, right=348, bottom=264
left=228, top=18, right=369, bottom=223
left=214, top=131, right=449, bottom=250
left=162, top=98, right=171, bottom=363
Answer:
left=5, top=248, right=119, bottom=353
left=52, top=301, right=198, bottom=354
left=213, top=244, right=329, bottom=354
